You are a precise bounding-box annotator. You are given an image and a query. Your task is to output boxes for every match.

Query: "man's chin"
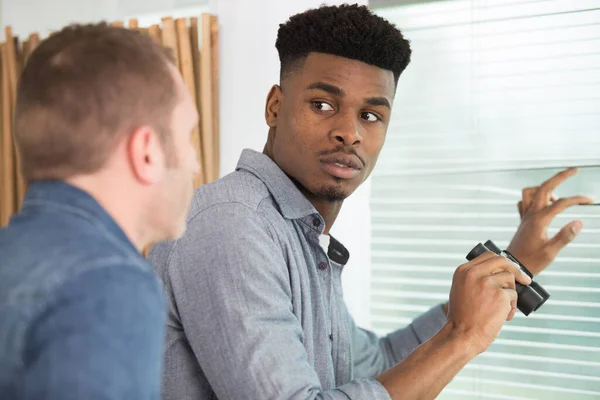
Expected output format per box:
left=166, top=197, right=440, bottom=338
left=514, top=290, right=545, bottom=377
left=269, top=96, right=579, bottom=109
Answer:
left=315, top=185, right=351, bottom=202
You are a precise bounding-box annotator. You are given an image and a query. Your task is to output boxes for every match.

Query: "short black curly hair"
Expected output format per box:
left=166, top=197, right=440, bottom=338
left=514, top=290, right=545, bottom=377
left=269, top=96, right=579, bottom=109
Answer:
left=275, top=3, right=411, bottom=86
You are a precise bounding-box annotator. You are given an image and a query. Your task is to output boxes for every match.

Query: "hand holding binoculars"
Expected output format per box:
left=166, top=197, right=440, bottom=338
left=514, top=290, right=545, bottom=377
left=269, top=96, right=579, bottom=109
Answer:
left=466, top=240, right=550, bottom=316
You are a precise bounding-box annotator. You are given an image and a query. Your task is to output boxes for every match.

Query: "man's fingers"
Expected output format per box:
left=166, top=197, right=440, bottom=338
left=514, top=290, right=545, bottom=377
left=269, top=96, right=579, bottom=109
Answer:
left=504, top=290, right=518, bottom=321
left=531, top=168, right=578, bottom=211
left=521, top=187, right=537, bottom=212
left=491, top=271, right=517, bottom=290
left=543, top=195, right=595, bottom=218
left=545, top=220, right=584, bottom=259
left=487, top=273, right=518, bottom=320
left=474, top=256, right=532, bottom=285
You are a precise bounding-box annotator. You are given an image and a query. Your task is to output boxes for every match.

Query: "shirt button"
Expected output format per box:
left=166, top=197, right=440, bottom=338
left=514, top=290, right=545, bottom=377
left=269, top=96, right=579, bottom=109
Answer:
left=318, top=261, right=328, bottom=270
left=313, top=218, right=321, bottom=227
left=329, top=334, right=334, bottom=341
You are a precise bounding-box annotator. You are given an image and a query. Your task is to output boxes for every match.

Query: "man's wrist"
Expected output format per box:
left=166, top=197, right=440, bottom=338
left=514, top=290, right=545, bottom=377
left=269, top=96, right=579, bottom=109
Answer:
left=437, top=320, right=480, bottom=361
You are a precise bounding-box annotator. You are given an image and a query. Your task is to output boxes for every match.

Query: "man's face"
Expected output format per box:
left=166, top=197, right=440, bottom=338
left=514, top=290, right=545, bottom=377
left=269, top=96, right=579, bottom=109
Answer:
left=154, top=66, right=200, bottom=240
left=265, top=52, right=395, bottom=202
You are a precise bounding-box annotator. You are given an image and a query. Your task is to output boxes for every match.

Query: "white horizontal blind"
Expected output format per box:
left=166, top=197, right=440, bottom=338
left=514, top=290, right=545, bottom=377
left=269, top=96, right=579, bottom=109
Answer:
left=371, top=1, right=600, bottom=399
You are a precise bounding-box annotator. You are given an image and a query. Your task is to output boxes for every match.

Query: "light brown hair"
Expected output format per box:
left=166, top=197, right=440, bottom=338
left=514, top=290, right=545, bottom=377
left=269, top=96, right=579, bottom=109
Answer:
left=14, top=22, right=178, bottom=181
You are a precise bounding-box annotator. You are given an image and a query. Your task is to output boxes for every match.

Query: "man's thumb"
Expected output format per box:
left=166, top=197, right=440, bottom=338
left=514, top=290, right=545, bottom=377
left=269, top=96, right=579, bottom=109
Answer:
left=549, top=220, right=583, bottom=251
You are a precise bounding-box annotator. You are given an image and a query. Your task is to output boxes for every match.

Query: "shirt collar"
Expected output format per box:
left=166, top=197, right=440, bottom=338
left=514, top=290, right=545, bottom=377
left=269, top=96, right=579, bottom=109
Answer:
left=19, top=180, right=138, bottom=253
left=236, top=149, right=319, bottom=221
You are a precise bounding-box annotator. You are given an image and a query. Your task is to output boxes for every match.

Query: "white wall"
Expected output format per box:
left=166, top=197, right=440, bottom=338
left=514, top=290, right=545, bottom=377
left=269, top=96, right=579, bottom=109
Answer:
left=1, top=0, right=373, bottom=328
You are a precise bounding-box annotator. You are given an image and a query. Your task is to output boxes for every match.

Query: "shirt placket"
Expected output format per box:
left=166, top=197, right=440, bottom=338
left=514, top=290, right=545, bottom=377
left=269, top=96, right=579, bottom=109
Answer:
left=330, top=260, right=352, bottom=386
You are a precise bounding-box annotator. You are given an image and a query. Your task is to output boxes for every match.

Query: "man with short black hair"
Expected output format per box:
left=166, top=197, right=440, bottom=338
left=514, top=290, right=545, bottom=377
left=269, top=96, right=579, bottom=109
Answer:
left=149, top=4, right=590, bottom=399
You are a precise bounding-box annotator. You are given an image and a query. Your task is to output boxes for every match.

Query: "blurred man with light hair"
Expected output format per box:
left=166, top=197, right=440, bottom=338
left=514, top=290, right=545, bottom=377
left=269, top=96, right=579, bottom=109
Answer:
left=0, top=23, right=200, bottom=400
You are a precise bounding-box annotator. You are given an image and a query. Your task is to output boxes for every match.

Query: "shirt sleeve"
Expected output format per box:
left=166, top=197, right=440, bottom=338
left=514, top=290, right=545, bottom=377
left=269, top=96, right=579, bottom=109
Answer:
left=350, top=304, right=447, bottom=379
left=162, top=202, right=392, bottom=400
left=23, top=264, right=165, bottom=400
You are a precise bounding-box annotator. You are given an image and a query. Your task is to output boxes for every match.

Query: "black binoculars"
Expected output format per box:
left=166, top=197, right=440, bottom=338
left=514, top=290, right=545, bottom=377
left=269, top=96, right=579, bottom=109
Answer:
left=466, top=240, right=550, bottom=316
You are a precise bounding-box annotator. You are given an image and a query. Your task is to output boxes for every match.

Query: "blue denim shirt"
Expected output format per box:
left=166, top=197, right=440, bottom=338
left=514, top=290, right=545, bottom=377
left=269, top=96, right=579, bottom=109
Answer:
left=149, top=149, right=447, bottom=399
left=0, top=181, right=165, bottom=400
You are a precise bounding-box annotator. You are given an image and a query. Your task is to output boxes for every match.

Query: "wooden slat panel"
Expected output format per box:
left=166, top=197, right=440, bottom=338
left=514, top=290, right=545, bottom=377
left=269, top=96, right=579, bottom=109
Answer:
left=4, top=29, right=18, bottom=114
left=210, top=15, right=219, bottom=181
left=22, top=39, right=30, bottom=62
left=189, top=19, right=201, bottom=108
left=28, top=33, right=40, bottom=52
left=0, top=44, right=6, bottom=226
left=147, top=24, right=162, bottom=44
left=128, top=19, right=139, bottom=29
left=1, top=43, right=15, bottom=226
left=5, top=28, right=26, bottom=211
left=200, top=13, right=215, bottom=184
left=0, top=44, right=3, bottom=225
left=189, top=17, right=205, bottom=185
left=176, top=18, right=204, bottom=188
left=161, top=18, right=180, bottom=68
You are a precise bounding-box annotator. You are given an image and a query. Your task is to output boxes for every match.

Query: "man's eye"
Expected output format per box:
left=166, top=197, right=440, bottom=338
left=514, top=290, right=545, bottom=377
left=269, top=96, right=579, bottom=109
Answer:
left=362, top=112, right=380, bottom=122
left=313, top=101, right=334, bottom=112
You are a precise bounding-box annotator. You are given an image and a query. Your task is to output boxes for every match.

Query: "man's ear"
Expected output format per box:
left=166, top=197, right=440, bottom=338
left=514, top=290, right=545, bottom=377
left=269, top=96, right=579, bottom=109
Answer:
left=265, top=84, right=283, bottom=128
left=128, top=126, right=165, bottom=185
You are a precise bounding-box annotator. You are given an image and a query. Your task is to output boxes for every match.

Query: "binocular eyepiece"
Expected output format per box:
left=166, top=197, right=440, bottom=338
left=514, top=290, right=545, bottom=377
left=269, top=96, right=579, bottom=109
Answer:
left=466, top=240, right=550, bottom=316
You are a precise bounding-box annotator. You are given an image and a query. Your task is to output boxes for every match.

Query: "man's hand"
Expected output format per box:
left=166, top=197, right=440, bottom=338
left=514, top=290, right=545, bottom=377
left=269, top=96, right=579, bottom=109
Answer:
left=507, top=168, right=594, bottom=275
left=376, top=252, right=532, bottom=399
left=446, top=252, right=531, bottom=355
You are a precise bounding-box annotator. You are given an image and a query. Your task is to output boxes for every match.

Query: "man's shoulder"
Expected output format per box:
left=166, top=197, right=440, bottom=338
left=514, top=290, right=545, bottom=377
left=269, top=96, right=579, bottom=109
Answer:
left=0, top=214, right=151, bottom=307
left=148, top=170, right=286, bottom=273
left=190, top=169, right=274, bottom=218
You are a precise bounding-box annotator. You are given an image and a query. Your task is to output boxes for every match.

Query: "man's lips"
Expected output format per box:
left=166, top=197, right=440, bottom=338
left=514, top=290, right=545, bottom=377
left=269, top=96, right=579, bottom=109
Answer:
left=319, top=153, right=364, bottom=179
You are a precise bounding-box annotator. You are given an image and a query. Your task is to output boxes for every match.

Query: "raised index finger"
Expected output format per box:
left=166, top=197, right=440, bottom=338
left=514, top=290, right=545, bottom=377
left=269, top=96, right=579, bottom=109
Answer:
left=531, top=168, right=578, bottom=212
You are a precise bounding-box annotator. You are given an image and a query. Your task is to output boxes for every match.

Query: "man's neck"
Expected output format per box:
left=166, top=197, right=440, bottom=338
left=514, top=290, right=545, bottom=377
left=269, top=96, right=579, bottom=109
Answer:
left=262, top=145, right=343, bottom=234
left=66, top=175, right=148, bottom=253
left=304, top=193, right=343, bottom=235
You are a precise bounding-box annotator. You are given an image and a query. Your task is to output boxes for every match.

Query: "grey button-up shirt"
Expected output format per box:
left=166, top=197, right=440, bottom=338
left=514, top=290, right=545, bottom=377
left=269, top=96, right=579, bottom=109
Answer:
left=148, top=149, right=447, bottom=400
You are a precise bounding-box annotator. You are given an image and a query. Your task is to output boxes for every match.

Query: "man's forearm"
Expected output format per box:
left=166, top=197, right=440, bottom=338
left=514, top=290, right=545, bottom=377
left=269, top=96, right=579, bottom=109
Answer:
left=376, top=322, right=475, bottom=400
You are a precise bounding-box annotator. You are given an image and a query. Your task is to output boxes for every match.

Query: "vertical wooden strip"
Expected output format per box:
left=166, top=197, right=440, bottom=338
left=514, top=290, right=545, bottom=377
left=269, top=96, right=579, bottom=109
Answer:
left=210, top=16, right=219, bottom=181
left=28, top=33, right=40, bottom=52
left=200, top=14, right=215, bottom=184
left=0, top=44, right=6, bottom=226
left=5, top=29, right=18, bottom=106
left=189, top=18, right=204, bottom=184
left=189, top=19, right=201, bottom=108
left=5, top=29, right=26, bottom=211
left=147, top=24, right=162, bottom=44
left=128, top=19, right=139, bottom=29
left=176, top=18, right=204, bottom=188
left=1, top=44, right=15, bottom=226
left=161, top=18, right=180, bottom=68
left=15, top=37, right=29, bottom=205
left=22, top=40, right=30, bottom=62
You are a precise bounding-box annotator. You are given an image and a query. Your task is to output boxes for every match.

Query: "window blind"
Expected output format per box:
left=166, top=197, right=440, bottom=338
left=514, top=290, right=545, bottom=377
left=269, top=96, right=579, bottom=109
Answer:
left=370, top=1, right=600, bottom=399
